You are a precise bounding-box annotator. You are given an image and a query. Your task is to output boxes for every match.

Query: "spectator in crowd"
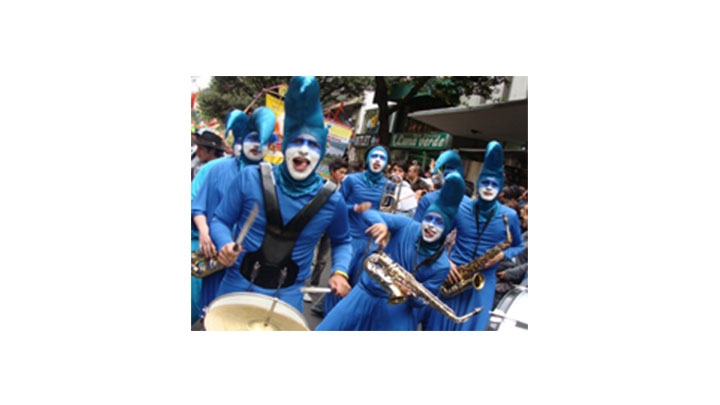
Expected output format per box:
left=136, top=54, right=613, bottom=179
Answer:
left=305, top=159, right=349, bottom=305
left=389, top=160, right=418, bottom=218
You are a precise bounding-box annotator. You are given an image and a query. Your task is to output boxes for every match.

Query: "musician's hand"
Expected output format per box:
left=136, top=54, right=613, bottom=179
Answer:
left=199, top=232, right=217, bottom=258
left=497, top=270, right=506, bottom=280
left=354, top=201, right=372, bottom=213
left=365, top=223, right=389, bottom=248
left=217, top=242, right=242, bottom=267
left=328, top=273, right=351, bottom=297
left=394, top=281, right=411, bottom=297
left=445, top=260, right=461, bottom=284
left=484, top=251, right=506, bottom=269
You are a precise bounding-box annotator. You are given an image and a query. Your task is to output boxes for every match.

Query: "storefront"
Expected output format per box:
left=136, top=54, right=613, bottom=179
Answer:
left=388, top=131, right=453, bottom=171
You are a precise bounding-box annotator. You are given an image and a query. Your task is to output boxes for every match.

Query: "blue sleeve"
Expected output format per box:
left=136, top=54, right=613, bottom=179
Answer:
left=502, top=210, right=525, bottom=260
left=380, top=212, right=413, bottom=233
left=359, top=209, right=385, bottom=229
left=191, top=174, right=210, bottom=218
left=340, top=175, right=356, bottom=213
left=209, top=173, right=244, bottom=249
left=327, top=195, right=353, bottom=274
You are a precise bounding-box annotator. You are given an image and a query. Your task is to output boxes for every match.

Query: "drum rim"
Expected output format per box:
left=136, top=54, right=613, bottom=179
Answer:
left=206, top=291, right=309, bottom=329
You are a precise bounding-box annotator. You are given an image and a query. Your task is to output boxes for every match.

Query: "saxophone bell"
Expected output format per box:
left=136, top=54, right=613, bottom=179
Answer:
left=472, top=272, right=485, bottom=291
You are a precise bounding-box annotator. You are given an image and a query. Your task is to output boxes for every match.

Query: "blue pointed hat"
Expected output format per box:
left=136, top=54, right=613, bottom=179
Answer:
left=244, top=107, right=277, bottom=147
left=477, top=140, right=505, bottom=190
left=432, top=149, right=463, bottom=178
left=282, top=76, right=328, bottom=159
left=423, top=172, right=465, bottom=250
left=225, top=109, right=249, bottom=140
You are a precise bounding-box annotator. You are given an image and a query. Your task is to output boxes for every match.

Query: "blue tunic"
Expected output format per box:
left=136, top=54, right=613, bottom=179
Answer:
left=191, top=156, right=244, bottom=312
left=210, top=164, right=352, bottom=313
left=316, top=213, right=450, bottom=331
left=422, top=202, right=524, bottom=331
left=190, top=157, right=227, bottom=324
left=323, top=172, right=386, bottom=315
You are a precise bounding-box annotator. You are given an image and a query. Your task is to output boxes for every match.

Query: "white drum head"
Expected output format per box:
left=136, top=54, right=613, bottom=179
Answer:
left=204, top=292, right=309, bottom=331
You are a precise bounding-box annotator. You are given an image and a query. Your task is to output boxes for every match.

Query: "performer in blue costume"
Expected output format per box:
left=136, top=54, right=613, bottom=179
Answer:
left=323, top=145, right=390, bottom=316
left=316, top=172, right=466, bottom=331
left=212, top=76, right=353, bottom=313
left=191, top=107, right=276, bottom=320
left=423, top=141, right=525, bottom=331
left=190, top=128, right=228, bottom=324
left=414, top=149, right=467, bottom=221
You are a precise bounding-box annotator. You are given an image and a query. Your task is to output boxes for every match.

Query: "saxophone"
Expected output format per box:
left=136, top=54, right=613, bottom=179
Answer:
left=363, top=251, right=482, bottom=323
left=439, top=214, right=512, bottom=299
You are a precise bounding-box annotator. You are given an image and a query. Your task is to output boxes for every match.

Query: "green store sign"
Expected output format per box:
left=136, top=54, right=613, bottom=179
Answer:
left=390, top=132, right=452, bottom=150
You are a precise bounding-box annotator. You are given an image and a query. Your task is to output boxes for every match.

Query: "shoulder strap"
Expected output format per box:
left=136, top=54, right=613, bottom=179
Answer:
left=259, top=162, right=283, bottom=236
left=283, top=180, right=337, bottom=239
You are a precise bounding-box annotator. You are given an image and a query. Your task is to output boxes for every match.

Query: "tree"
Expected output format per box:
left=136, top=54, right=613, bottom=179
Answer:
left=196, top=76, right=374, bottom=127
left=372, top=76, right=510, bottom=146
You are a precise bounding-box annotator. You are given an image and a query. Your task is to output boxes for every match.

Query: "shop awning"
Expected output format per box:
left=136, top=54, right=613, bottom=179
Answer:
left=407, top=99, right=527, bottom=146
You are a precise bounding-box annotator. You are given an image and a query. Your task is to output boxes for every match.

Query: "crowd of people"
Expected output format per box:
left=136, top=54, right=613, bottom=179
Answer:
left=190, top=76, right=528, bottom=331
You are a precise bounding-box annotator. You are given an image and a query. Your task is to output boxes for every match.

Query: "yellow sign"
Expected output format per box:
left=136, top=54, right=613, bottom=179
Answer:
left=326, top=121, right=353, bottom=141
left=265, top=93, right=285, bottom=117
left=278, top=84, right=288, bottom=97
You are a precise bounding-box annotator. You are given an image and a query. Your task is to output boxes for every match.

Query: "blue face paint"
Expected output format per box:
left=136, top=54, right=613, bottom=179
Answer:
left=370, top=152, right=387, bottom=161
left=288, top=135, right=321, bottom=154
left=478, top=176, right=500, bottom=202
left=421, top=212, right=445, bottom=243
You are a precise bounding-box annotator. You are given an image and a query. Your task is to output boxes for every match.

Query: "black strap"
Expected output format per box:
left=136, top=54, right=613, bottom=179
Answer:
left=260, top=162, right=283, bottom=236
left=412, top=238, right=447, bottom=276
left=284, top=180, right=336, bottom=239
left=472, top=203, right=498, bottom=257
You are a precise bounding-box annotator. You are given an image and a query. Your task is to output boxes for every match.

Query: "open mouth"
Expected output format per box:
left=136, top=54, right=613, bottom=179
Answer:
left=372, top=162, right=382, bottom=171
left=423, top=227, right=437, bottom=239
left=249, top=146, right=260, bottom=156
left=293, top=157, right=311, bottom=172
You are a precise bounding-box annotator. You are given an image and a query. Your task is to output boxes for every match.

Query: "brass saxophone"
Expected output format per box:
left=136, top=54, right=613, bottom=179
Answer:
left=439, top=214, right=512, bottom=299
left=363, top=251, right=482, bottom=323
left=379, top=174, right=404, bottom=214
left=191, top=251, right=226, bottom=278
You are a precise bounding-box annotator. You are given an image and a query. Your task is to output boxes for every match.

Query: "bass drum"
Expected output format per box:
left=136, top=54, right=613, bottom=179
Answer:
left=487, top=285, right=528, bottom=331
left=204, top=292, right=310, bottom=331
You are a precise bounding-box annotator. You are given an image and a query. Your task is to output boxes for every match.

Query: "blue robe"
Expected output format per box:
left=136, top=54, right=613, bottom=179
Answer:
left=323, top=172, right=386, bottom=315
left=422, top=202, right=524, bottom=331
left=190, top=157, right=227, bottom=324
left=210, top=164, right=352, bottom=313
left=316, top=213, right=450, bottom=331
left=191, top=156, right=245, bottom=313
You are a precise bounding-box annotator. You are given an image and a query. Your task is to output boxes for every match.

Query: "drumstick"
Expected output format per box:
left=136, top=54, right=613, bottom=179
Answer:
left=233, top=202, right=260, bottom=252
left=299, top=286, right=333, bottom=294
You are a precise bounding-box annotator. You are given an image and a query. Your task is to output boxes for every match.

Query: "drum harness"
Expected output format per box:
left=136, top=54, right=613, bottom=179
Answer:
left=241, top=162, right=337, bottom=296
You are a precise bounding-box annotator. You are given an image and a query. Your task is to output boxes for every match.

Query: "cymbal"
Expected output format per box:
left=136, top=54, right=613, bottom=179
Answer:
left=204, top=292, right=309, bottom=331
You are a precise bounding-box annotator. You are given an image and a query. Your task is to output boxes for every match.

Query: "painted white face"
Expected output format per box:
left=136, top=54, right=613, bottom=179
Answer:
left=368, top=150, right=387, bottom=173
left=478, top=176, right=500, bottom=202
left=285, top=134, right=322, bottom=180
left=242, top=132, right=264, bottom=162
left=421, top=212, right=445, bottom=243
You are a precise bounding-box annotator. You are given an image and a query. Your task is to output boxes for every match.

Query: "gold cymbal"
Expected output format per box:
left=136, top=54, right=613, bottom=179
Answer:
left=204, top=292, right=309, bottom=331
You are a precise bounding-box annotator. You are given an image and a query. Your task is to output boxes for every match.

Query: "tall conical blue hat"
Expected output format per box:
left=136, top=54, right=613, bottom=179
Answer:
left=225, top=109, right=249, bottom=140
left=422, top=172, right=465, bottom=251
left=245, top=107, right=277, bottom=147
left=282, top=76, right=328, bottom=159
left=476, top=140, right=505, bottom=191
left=432, top=149, right=463, bottom=178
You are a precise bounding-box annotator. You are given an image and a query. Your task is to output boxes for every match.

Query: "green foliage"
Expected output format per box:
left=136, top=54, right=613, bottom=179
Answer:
left=196, top=76, right=374, bottom=126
